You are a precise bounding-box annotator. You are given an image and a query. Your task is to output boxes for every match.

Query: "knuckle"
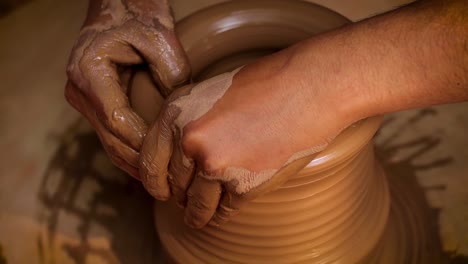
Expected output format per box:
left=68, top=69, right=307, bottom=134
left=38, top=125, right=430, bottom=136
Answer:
left=180, top=122, right=209, bottom=153
left=81, top=47, right=95, bottom=62
left=167, top=172, right=181, bottom=187
left=101, top=109, right=127, bottom=132
left=64, top=84, right=75, bottom=103
left=213, top=212, right=229, bottom=224
left=140, top=155, right=158, bottom=177
left=104, top=117, right=117, bottom=131
left=103, top=144, right=121, bottom=164
left=165, top=62, right=191, bottom=88
left=66, top=49, right=81, bottom=77
left=181, top=121, right=208, bottom=146
left=181, top=130, right=226, bottom=173
left=187, top=196, right=210, bottom=211
left=201, top=155, right=226, bottom=174
left=169, top=179, right=182, bottom=193
left=180, top=128, right=201, bottom=155
left=65, top=64, right=75, bottom=78
left=140, top=171, right=171, bottom=200
left=146, top=185, right=170, bottom=201
left=218, top=204, right=237, bottom=218
left=66, top=63, right=82, bottom=87
left=106, top=151, right=124, bottom=169
left=186, top=215, right=205, bottom=229
left=180, top=121, right=229, bottom=173
left=64, top=89, right=85, bottom=114
left=79, top=55, right=94, bottom=75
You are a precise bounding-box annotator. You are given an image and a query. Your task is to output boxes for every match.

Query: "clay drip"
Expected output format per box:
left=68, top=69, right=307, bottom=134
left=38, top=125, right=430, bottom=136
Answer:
left=172, top=68, right=240, bottom=130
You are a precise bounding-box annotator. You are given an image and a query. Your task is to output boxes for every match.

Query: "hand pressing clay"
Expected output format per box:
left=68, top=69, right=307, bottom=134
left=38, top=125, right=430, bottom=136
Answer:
left=139, top=47, right=360, bottom=228
left=65, top=0, right=190, bottom=178
left=145, top=0, right=457, bottom=261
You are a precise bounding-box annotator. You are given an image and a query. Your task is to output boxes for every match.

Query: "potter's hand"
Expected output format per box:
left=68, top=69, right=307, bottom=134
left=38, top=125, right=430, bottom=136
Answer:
left=65, top=0, right=190, bottom=178
left=141, top=0, right=468, bottom=228
left=139, top=48, right=361, bottom=228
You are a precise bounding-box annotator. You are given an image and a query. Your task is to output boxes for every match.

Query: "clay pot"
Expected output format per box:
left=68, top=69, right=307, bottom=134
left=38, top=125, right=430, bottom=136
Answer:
left=130, top=1, right=392, bottom=263
left=128, top=0, right=436, bottom=263
left=155, top=118, right=388, bottom=263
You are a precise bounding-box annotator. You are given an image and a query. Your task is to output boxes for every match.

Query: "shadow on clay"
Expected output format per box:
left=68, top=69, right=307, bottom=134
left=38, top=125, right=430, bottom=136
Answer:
left=36, top=108, right=468, bottom=263
left=0, top=243, right=7, bottom=264
left=375, top=108, right=467, bottom=263
left=0, top=0, right=31, bottom=17
left=37, top=119, right=162, bottom=264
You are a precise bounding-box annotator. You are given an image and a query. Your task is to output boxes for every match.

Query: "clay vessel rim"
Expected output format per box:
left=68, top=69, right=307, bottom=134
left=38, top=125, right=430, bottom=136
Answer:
left=175, top=0, right=381, bottom=169
left=176, top=0, right=349, bottom=26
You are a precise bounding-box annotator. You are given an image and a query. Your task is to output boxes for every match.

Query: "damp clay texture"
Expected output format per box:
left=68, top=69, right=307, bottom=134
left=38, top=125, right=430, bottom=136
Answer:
left=129, top=1, right=437, bottom=263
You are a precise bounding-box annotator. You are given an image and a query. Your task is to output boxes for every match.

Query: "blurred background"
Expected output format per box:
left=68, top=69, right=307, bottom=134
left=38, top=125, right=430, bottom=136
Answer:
left=0, top=0, right=467, bottom=263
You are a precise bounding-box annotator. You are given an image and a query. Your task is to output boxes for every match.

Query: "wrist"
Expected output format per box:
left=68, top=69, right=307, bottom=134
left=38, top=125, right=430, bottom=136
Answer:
left=297, top=0, right=468, bottom=118
left=283, top=31, right=375, bottom=125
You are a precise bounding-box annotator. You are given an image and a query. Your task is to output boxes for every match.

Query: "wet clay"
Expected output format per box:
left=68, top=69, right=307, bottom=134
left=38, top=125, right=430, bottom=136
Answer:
left=156, top=66, right=334, bottom=197
left=129, top=0, right=432, bottom=263
left=66, top=0, right=191, bottom=163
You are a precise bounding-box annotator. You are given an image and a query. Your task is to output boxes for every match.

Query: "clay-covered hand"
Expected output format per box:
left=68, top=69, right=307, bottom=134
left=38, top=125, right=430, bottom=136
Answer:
left=65, top=0, right=190, bottom=178
left=139, top=47, right=361, bottom=228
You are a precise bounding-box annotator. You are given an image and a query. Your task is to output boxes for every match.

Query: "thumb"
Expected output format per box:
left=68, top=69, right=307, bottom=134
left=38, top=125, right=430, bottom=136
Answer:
left=128, top=21, right=191, bottom=97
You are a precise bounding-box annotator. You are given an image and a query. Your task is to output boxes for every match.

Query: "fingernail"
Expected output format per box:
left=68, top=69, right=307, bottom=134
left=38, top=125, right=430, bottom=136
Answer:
left=176, top=200, right=185, bottom=209
left=184, top=213, right=202, bottom=229
left=208, top=218, right=220, bottom=228
left=184, top=214, right=195, bottom=228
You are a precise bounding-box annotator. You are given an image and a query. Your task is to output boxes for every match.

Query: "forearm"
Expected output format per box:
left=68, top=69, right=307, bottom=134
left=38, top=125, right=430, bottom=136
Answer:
left=356, top=0, right=468, bottom=115
left=286, top=0, right=468, bottom=121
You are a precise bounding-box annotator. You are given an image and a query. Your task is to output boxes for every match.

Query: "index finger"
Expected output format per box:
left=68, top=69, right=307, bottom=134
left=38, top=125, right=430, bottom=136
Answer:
left=79, top=34, right=148, bottom=150
left=65, top=81, right=140, bottom=179
left=210, top=155, right=316, bottom=226
left=139, top=84, right=195, bottom=200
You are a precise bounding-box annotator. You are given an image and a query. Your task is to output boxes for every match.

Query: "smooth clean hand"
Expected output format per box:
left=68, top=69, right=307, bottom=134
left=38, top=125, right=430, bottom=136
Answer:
left=65, top=0, right=190, bottom=178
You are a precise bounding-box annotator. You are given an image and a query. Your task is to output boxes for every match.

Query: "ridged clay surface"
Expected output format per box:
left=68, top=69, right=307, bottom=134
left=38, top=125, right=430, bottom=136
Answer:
left=129, top=1, right=432, bottom=263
